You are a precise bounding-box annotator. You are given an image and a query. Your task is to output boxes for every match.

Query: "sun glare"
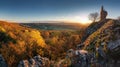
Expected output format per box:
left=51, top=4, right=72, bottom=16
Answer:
left=73, top=16, right=92, bottom=24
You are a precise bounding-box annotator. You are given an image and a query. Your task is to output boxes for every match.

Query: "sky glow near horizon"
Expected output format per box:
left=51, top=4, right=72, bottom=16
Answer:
left=0, top=0, right=119, bottom=23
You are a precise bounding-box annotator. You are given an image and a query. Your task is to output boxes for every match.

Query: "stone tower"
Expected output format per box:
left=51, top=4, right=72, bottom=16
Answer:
left=100, top=6, right=108, bottom=21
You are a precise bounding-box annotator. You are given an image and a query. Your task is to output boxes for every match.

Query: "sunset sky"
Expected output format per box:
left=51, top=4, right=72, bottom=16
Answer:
left=0, top=0, right=119, bottom=23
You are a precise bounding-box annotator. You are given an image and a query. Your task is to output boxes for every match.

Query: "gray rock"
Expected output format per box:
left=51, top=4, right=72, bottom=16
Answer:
left=18, top=60, right=29, bottom=67
left=0, top=54, right=7, bottom=67
left=107, top=39, right=120, bottom=50
left=18, top=55, right=45, bottom=67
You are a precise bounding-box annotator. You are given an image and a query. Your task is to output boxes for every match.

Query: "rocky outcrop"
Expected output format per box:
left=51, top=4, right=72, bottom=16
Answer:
left=82, top=6, right=109, bottom=42
left=82, top=19, right=111, bottom=42
left=83, top=19, right=120, bottom=60
left=107, top=39, right=120, bottom=59
left=65, top=19, right=120, bottom=67
left=0, top=53, right=50, bottom=67
left=18, top=55, right=50, bottom=67
left=0, top=54, right=7, bottom=67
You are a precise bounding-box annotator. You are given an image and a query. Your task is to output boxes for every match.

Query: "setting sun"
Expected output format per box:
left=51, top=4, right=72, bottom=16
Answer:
left=73, top=16, right=92, bottom=24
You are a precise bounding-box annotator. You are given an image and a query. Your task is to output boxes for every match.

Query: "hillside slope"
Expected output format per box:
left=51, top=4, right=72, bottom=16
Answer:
left=0, top=21, right=46, bottom=66
left=0, top=21, right=46, bottom=47
left=82, top=19, right=111, bottom=42
left=0, top=21, right=84, bottom=67
left=84, top=19, right=120, bottom=60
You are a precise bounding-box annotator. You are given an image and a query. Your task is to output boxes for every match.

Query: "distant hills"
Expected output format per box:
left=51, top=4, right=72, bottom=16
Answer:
left=20, top=21, right=89, bottom=30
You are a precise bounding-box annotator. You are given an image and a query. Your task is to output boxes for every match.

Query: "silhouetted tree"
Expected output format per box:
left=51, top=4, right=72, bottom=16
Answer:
left=88, top=12, right=99, bottom=22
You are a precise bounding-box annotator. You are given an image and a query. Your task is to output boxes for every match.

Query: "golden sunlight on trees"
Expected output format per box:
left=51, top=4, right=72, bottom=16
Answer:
left=40, top=30, right=83, bottom=60
left=0, top=21, right=48, bottom=66
left=18, top=30, right=46, bottom=48
left=42, top=31, right=50, bottom=38
left=0, top=21, right=85, bottom=67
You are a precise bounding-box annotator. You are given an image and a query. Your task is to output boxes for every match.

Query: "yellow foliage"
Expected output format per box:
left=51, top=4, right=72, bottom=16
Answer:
left=0, top=26, right=6, bottom=32
left=0, top=21, right=84, bottom=67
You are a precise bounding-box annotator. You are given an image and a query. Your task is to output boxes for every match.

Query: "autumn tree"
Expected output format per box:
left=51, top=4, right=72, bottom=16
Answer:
left=88, top=12, right=99, bottom=22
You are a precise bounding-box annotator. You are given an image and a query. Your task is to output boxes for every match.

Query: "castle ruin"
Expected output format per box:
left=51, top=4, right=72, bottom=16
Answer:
left=100, top=6, right=108, bottom=21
